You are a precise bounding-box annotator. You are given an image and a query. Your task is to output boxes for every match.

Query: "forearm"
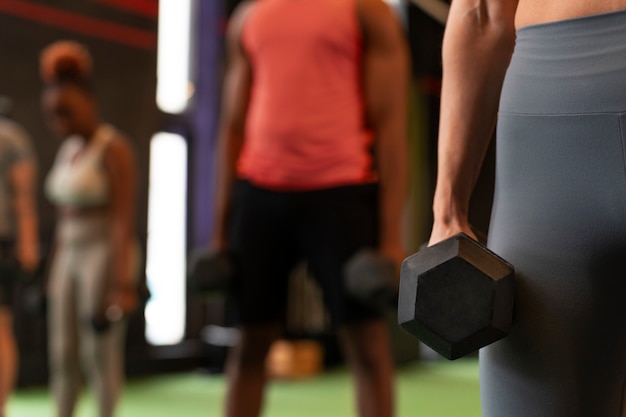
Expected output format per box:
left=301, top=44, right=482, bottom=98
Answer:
left=14, top=197, right=38, bottom=254
left=376, top=119, right=409, bottom=250
left=433, top=4, right=517, bottom=230
left=210, top=3, right=252, bottom=251
left=103, top=140, right=138, bottom=292
left=109, top=219, right=135, bottom=288
left=210, top=129, right=244, bottom=251
left=358, top=0, right=410, bottom=256
left=10, top=161, right=39, bottom=268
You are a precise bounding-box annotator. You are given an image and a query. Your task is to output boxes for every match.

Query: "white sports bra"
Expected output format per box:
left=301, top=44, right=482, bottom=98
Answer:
left=45, top=124, right=115, bottom=207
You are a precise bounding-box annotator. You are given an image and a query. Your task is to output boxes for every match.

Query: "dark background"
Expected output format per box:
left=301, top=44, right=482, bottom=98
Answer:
left=1, top=0, right=494, bottom=386
left=0, top=0, right=161, bottom=386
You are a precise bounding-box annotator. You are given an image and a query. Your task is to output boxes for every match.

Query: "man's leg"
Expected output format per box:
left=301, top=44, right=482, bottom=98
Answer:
left=0, top=307, right=16, bottom=417
left=339, top=318, right=395, bottom=417
left=224, top=324, right=282, bottom=417
left=299, top=184, right=395, bottom=417
left=224, top=182, right=295, bottom=417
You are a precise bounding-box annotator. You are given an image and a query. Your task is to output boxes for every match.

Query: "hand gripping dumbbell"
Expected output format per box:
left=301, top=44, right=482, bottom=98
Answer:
left=344, top=249, right=398, bottom=312
left=186, top=248, right=234, bottom=297
left=90, top=282, right=147, bottom=333
left=397, top=232, right=514, bottom=360
left=90, top=304, right=125, bottom=333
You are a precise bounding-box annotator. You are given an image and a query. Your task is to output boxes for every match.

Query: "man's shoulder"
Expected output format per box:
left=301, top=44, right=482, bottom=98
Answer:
left=230, top=0, right=258, bottom=33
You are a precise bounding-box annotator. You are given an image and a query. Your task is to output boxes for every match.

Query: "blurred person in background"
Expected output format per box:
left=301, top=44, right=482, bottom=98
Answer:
left=428, top=0, right=626, bottom=415
left=39, top=40, right=140, bottom=417
left=211, top=0, right=410, bottom=416
left=0, top=95, right=40, bottom=417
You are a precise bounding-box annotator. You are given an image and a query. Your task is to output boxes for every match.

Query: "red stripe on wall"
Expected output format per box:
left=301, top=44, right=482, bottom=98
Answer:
left=0, top=0, right=156, bottom=50
left=91, top=0, right=158, bottom=19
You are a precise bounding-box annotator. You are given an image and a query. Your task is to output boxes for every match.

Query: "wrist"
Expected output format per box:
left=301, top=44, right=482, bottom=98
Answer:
left=432, top=189, right=470, bottom=227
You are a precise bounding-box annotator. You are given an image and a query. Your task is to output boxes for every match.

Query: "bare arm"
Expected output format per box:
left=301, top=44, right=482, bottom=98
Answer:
left=358, top=0, right=411, bottom=267
left=210, top=2, right=254, bottom=252
left=10, top=159, right=39, bottom=271
left=429, top=0, right=519, bottom=245
left=103, top=137, right=138, bottom=313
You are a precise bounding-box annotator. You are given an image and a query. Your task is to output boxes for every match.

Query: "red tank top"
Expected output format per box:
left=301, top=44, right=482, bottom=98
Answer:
left=238, top=0, right=376, bottom=190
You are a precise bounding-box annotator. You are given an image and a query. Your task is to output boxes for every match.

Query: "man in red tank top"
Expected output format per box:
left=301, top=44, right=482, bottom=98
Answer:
left=211, top=1, right=409, bottom=416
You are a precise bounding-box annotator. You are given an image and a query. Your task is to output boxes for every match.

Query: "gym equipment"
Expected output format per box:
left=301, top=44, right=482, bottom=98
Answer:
left=90, top=305, right=124, bottom=333
left=20, top=269, right=47, bottom=316
left=344, top=249, right=397, bottom=311
left=89, top=281, right=151, bottom=333
left=187, top=246, right=398, bottom=310
left=186, top=249, right=234, bottom=296
left=398, top=232, right=514, bottom=360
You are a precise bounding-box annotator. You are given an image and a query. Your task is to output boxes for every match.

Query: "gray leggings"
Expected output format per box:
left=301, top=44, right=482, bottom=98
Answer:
left=48, top=216, right=137, bottom=417
left=482, top=9, right=626, bottom=417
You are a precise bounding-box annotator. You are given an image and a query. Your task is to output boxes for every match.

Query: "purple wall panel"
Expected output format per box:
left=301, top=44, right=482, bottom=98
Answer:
left=190, top=0, right=225, bottom=248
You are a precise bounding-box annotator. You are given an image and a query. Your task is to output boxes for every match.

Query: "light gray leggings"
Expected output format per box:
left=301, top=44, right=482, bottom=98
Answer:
left=48, top=216, right=136, bottom=417
left=482, top=9, right=626, bottom=417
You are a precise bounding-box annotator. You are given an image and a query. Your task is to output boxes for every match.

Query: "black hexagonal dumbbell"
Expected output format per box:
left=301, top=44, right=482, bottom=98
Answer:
left=398, top=232, right=514, bottom=360
left=344, top=248, right=398, bottom=312
left=186, top=249, right=234, bottom=298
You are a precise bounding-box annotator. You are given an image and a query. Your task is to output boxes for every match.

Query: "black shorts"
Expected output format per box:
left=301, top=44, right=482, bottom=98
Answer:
left=0, top=240, right=18, bottom=308
left=228, top=180, right=382, bottom=327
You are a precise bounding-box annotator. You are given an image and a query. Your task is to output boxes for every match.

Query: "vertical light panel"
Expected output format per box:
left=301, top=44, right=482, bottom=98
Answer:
left=145, top=132, right=188, bottom=345
left=157, top=0, right=193, bottom=114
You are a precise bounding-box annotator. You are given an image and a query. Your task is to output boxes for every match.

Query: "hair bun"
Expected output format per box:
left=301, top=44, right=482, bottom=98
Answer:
left=40, top=40, right=92, bottom=84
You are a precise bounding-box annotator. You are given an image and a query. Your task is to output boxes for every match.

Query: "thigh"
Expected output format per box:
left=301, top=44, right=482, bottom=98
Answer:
left=75, top=240, right=111, bottom=320
left=482, top=113, right=626, bottom=417
left=47, top=245, right=80, bottom=364
left=481, top=231, right=626, bottom=417
left=299, top=184, right=382, bottom=327
left=228, top=181, right=298, bottom=325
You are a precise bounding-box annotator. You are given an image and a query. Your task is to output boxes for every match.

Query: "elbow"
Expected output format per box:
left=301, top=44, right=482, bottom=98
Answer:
left=451, top=3, right=516, bottom=57
left=470, top=4, right=517, bottom=51
left=489, top=20, right=516, bottom=57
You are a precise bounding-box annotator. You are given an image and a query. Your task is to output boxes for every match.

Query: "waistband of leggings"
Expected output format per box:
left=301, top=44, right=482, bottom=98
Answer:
left=499, top=8, right=626, bottom=115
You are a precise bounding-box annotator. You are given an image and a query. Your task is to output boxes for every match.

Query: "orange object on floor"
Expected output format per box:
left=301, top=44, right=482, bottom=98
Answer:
left=266, top=339, right=324, bottom=380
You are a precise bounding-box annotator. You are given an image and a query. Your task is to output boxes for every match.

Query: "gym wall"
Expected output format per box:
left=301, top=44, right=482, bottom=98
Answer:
left=0, top=0, right=159, bottom=386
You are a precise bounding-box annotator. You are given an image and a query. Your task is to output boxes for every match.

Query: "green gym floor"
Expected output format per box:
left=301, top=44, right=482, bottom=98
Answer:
left=8, top=358, right=481, bottom=417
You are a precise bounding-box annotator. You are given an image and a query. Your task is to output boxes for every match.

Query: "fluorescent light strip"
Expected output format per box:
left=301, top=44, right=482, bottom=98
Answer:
left=145, top=132, right=188, bottom=345
left=156, top=0, right=192, bottom=113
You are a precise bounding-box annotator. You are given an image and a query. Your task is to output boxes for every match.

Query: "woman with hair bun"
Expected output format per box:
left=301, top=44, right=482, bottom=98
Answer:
left=40, top=40, right=140, bottom=417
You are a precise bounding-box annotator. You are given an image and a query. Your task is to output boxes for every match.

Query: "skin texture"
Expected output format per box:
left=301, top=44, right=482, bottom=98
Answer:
left=10, top=158, right=39, bottom=271
left=429, top=0, right=626, bottom=247
left=359, top=0, right=410, bottom=271
left=0, top=308, right=16, bottom=417
left=515, top=0, right=626, bottom=28
left=212, top=1, right=410, bottom=416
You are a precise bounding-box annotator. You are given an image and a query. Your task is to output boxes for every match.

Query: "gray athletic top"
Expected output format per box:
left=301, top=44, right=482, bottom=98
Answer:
left=0, top=117, right=34, bottom=239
